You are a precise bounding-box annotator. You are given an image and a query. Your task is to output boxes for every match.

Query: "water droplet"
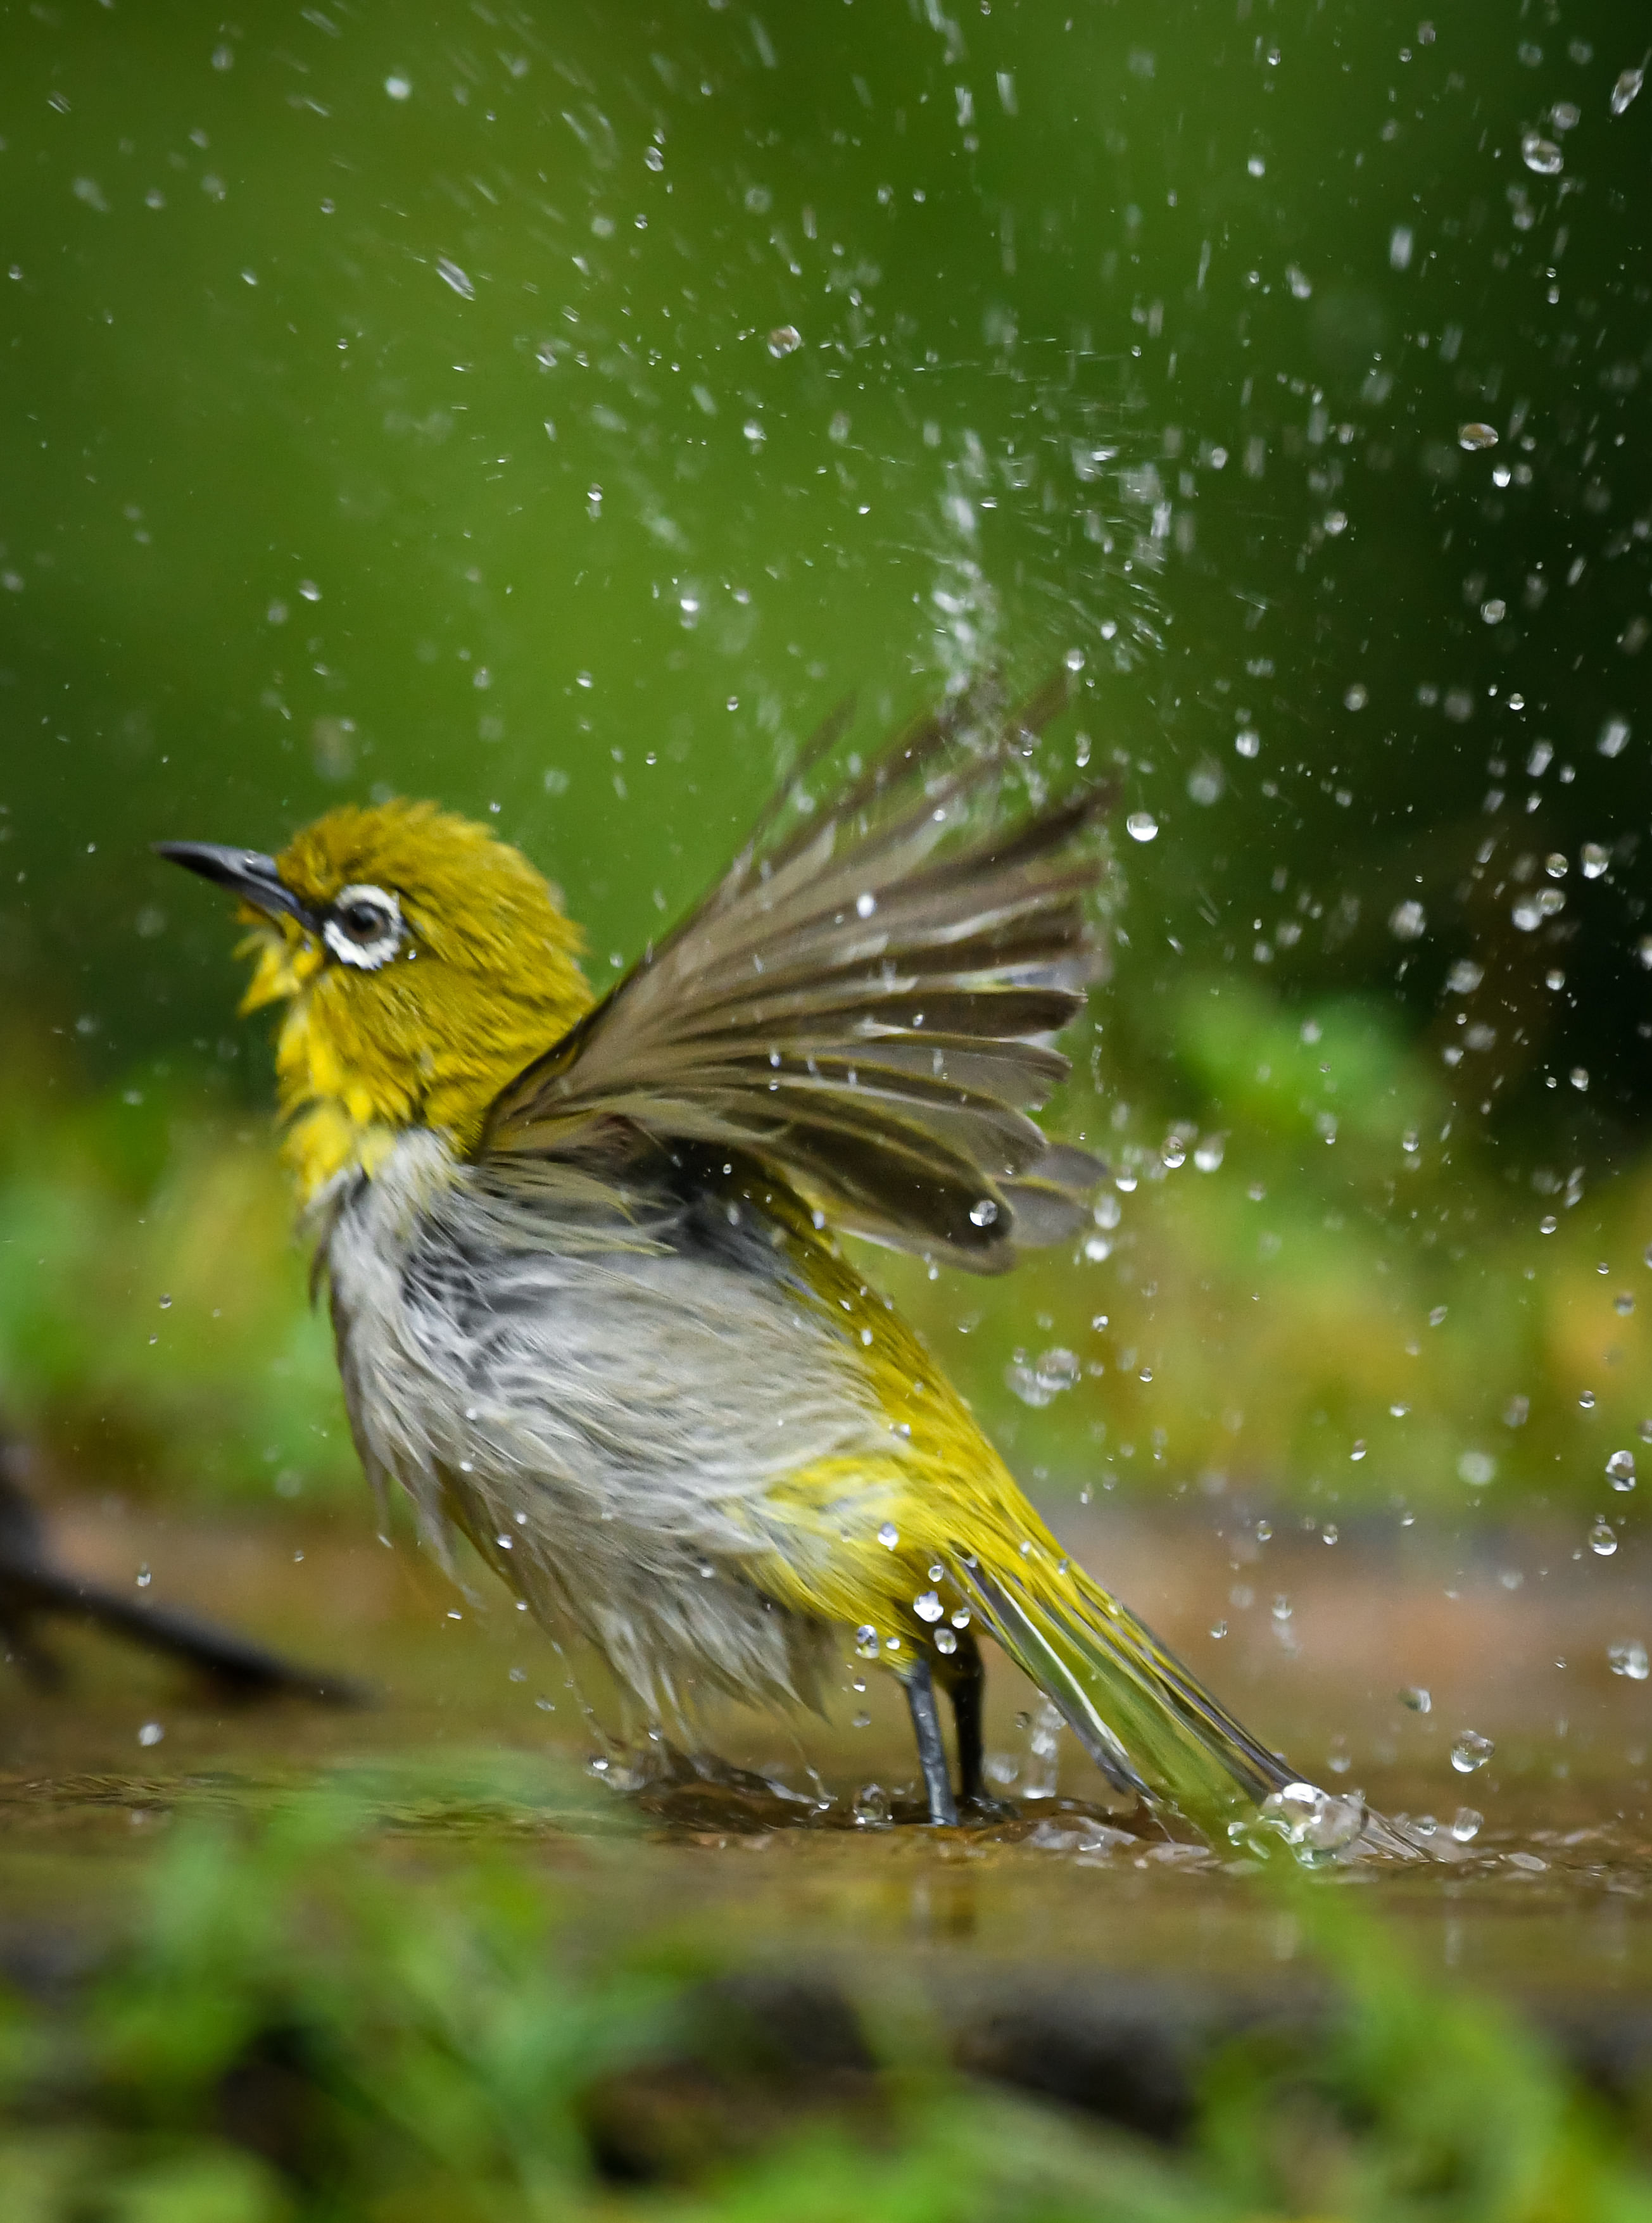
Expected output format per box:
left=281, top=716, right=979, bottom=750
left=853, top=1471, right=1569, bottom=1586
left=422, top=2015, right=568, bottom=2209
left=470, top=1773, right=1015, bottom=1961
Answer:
left=1612, top=64, right=1644, bottom=115
left=767, top=323, right=803, bottom=356
left=1161, top=1135, right=1187, bottom=1169
left=852, top=1784, right=890, bottom=1826
left=1458, top=422, right=1499, bottom=451
left=1521, top=132, right=1563, bottom=173
left=968, top=1198, right=999, bottom=1228
left=136, top=1565, right=151, bottom=1589
left=914, top=1589, right=943, bottom=1623
left=950, top=1608, right=971, bottom=1630
left=1616, top=1293, right=1636, bottom=1318
left=1400, top=1685, right=1432, bottom=1713
left=1194, top=1134, right=1225, bottom=1172
left=1580, top=1390, right=1597, bottom=1409
left=1610, top=1639, right=1649, bottom=1681
left=1450, top=1730, right=1494, bottom=1774
left=1035, top=1347, right=1080, bottom=1394
left=854, top=891, right=876, bottom=917
left=1389, top=899, right=1427, bottom=941
left=877, top=1522, right=899, bottom=1549
left=1235, top=727, right=1261, bottom=759
left=1599, top=715, right=1632, bottom=759
left=1022, top=1696, right=1066, bottom=1798
left=1589, top=1518, right=1618, bottom=1556
left=935, top=1627, right=958, bottom=1654
left=854, top=1624, right=880, bottom=1658
left=1322, top=1523, right=1339, bottom=1545
left=1209, top=1619, right=1228, bottom=1640
left=1581, top=841, right=1610, bottom=878
left=384, top=73, right=412, bottom=101
left=1480, top=598, right=1506, bottom=626
left=157, top=1293, right=173, bottom=1310
left=1126, top=810, right=1158, bottom=843
left=1351, top=1440, right=1367, bottom=1462
left=137, top=1721, right=165, bottom=1747
left=1450, top=1807, right=1482, bottom=1842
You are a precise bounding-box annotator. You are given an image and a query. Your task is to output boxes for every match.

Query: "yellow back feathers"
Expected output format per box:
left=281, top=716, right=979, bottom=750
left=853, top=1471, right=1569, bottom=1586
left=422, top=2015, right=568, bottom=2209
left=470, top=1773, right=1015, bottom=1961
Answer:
left=239, top=801, right=591, bottom=1200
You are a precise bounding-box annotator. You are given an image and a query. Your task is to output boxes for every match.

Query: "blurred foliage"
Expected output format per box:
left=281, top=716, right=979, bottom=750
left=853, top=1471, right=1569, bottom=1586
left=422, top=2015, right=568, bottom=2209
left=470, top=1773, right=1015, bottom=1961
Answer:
left=0, top=1787, right=1648, bottom=2220
left=0, top=1042, right=351, bottom=1506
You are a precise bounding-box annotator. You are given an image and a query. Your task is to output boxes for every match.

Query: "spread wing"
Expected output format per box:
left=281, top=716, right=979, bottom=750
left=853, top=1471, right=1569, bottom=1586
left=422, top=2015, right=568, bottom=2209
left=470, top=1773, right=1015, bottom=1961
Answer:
left=481, top=676, right=1116, bottom=1271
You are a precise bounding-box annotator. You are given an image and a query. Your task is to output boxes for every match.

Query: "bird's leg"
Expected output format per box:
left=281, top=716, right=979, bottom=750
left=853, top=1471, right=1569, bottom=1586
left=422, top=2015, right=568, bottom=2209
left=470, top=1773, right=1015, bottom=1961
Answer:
left=903, top=1653, right=959, bottom=1827
left=943, top=1629, right=988, bottom=1807
left=936, top=1630, right=1014, bottom=1817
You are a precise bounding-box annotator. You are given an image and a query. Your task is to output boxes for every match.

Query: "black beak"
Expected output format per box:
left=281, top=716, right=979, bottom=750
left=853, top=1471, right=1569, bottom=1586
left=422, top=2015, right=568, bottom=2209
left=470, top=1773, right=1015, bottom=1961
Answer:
left=152, top=841, right=320, bottom=931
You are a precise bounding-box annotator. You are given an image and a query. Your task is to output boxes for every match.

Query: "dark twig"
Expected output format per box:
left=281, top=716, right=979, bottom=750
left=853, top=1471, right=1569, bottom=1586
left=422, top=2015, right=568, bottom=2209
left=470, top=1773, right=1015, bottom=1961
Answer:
left=0, top=1436, right=367, bottom=1706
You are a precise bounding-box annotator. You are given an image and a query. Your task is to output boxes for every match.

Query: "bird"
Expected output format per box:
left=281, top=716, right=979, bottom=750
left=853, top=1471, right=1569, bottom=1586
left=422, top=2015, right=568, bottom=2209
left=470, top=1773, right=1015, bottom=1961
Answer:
left=157, top=676, right=1327, bottom=1843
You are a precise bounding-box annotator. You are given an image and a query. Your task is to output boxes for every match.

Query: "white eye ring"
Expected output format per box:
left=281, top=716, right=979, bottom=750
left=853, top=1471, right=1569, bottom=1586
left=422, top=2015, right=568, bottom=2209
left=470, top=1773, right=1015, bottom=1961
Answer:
left=323, top=883, right=404, bottom=970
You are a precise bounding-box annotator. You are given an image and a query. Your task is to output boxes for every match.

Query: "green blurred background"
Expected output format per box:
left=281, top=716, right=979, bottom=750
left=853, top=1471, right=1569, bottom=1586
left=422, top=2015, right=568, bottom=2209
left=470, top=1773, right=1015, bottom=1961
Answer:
left=1, top=0, right=1649, bottom=1521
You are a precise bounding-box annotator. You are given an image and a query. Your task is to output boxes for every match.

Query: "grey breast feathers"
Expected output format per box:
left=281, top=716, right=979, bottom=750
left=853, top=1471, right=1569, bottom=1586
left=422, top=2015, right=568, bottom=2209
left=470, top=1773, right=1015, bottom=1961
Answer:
left=325, top=1131, right=893, bottom=1720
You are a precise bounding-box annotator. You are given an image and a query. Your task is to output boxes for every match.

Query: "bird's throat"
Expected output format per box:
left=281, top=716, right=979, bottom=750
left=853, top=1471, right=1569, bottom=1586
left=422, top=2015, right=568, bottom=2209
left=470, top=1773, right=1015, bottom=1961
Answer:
left=271, top=972, right=593, bottom=1206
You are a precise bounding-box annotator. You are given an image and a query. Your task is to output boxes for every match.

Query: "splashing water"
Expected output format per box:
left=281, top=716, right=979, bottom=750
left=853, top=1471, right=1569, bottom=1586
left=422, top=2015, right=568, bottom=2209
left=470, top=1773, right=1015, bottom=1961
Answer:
left=1249, top=1780, right=1368, bottom=1860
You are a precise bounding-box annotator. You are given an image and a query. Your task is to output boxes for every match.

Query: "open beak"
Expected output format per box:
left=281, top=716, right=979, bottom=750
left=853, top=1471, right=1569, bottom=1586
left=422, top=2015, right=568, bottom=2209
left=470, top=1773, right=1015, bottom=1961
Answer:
left=153, top=841, right=320, bottom=932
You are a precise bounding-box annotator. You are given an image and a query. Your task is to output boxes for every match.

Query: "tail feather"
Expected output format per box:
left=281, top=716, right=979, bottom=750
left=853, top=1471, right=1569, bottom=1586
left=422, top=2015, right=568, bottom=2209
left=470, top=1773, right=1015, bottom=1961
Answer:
left=949, top=1549, right=1297, bottom=1830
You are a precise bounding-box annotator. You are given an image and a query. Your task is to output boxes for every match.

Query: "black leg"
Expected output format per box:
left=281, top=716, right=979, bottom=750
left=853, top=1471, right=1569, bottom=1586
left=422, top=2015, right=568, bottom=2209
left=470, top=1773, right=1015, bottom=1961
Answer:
left=945, top=1631, right=988, bottom=1806
left=904, top=1654, right=959, bottom=1826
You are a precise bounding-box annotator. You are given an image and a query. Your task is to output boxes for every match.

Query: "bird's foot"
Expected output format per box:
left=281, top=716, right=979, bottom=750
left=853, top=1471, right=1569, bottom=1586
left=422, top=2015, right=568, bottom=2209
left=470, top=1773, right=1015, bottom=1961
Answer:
left=957, top=1791, right=1019, bottom=1824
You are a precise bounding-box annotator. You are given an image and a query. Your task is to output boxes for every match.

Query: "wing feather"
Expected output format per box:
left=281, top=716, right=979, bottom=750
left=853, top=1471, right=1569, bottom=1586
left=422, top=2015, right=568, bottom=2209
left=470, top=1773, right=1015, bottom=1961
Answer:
left=482, top=676, right=1116, bottom=1267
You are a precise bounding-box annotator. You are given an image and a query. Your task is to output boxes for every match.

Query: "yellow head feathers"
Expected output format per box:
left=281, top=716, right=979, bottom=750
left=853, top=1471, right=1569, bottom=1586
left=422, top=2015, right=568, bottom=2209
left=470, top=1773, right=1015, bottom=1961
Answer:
left=182, top=800, right=593, bottom=1201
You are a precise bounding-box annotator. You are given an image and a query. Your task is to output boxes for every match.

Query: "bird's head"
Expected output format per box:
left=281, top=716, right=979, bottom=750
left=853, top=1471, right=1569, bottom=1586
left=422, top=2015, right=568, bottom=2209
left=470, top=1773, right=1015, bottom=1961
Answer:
left=158, top=800, right=591, bottom=1201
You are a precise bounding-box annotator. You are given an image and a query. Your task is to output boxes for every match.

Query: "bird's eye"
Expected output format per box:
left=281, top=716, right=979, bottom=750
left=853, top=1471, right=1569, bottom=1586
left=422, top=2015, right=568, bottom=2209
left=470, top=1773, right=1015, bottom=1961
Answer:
left=339, top=899, right=390, bottom=941
left=323, top=883, right=404, bottom=970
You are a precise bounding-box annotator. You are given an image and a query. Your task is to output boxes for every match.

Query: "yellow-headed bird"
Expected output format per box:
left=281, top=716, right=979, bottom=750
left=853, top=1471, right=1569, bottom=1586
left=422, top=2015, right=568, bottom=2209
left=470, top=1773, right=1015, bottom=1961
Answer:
left=158, top=680, right=1352, bottom=1846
